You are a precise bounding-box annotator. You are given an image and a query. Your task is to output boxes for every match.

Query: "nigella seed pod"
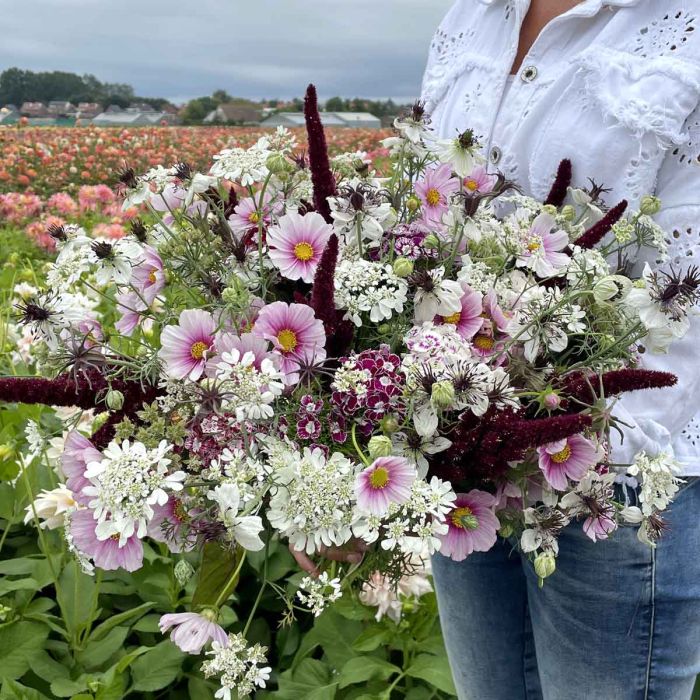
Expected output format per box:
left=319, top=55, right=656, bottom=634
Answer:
left=534, top=552, right=557, bottom=582
left=91, top=241, right=114, bottom=260
left=105, top=389, right=125, bottom=411
left=46, top=223, right=67, bottom=242
left=368, top=436, right=393, bottom=458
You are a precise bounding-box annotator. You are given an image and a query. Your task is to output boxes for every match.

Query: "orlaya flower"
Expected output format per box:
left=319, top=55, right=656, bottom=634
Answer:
left=414, top=163, right=460, bottom=225
left=159, top=309, right=216, bottom=381
left=252, top=302, right=326, bottom=383
left=355, top=456, right=417, bottom=515
left=267, top=211, right=333, bottom=283
left=70, top=509, right=143, bottom=572
left=159, top=612, right=228, bottom=655
left=207, top=332, right=276, bottom=377
left=516, top=212, right=570, bottom=277
left=434, top=284, right=483, bottom=339
left=438, top=490, right=499, bottom=561
left=537, top=434, right=599, bottom=491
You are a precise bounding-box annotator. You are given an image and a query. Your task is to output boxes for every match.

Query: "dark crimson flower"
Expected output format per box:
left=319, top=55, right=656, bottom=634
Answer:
left=574, top=199, right=628, bottom=249
left=544, top=158, right=572, bottom=208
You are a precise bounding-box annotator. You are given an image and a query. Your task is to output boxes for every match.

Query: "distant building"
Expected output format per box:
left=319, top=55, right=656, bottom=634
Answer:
left=47, top=101, right=77, bottom=117
left=90, top=110, right=180, bottom=126
left=76, top=102, right=102, bottom=119
left=20, top=102, right=49, bottom=117
left=261, top=111, right=381, bottom=129
left=126, top=102, right=155, bottom=113
left=204, top=103, right=263, bottom=125
left=105, top=104, right=124, bottom=113
left=0, top=106, right=19, bottom=125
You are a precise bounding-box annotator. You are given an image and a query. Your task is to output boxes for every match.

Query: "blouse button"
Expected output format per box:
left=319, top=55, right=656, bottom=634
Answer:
left=521, top=65, right=538, bottom=83
left=490, top=146, right=502, bottom=165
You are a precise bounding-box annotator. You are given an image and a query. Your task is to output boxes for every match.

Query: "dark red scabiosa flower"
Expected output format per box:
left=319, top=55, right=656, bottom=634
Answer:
left=544, top=158, right=572, bottom=208
left=304, top=84, right=337, bottom=223
left=559, top=369, right=677, bottom=408
left=574, top=199, right=628, bottom=249
left=91, top=411, right=127, bottom=449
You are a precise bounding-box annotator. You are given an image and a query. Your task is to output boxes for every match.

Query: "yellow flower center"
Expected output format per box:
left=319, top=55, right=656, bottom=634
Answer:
left=465, top=178, right=479, bottom=192
left=426, top=188, right=441, bottom=206
left=527, top=238, right=542, bottom=252
left=293, top=241, right=315, bottom=261
left=551, top=444, right=572, bottom=464
left=110, top=533, right=120, bottom=541
left=473, top=334, right=495, bottom=351
left=173, top=499, right=188, bottom=522
left=369, top=466, right=390, bottom=489
left=190, top=341, right=208, bottom=360
left=249, top=211, right=261, bottom=224
left=451, top=506, right=479, bottom=530
left=277, top=329, right=298, bottom=353
left=442, top=311, right=462, bottom=325
left=148, top=270, right=158, bottom=284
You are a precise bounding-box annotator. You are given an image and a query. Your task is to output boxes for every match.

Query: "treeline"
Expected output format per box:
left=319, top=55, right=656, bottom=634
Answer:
left=0, top=67, right=170, bottom=108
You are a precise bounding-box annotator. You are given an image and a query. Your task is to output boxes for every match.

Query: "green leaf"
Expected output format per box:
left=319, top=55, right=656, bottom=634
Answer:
left=130, top=641, right=185, bottom=691
left=352, top=626, right=391, bottom=652
left=276, top=659, right=338, bottom=700
left=406, top=653, right=457, bottom=695
left=0, top=679, right=50, bottom=700
left=131, top=613, right=161, bottom=633
left=50, top=678, right=89, bottom=698
left=31, top=650, right=70, bottom=680
left=78, top=626, right=129, bottom=670
left=191, top=542, right=244, bottom=608
left=187, top=676, right=216, bottom=699
left=94, top=666, right=127, bottom=700
left=293, top=609, right=363, bottom=671
left=0, top=621, right=50, bottom=679
left=88, top=601, right=153, bottom=641
left=56, top=560, right=96, bottom=639
left=0, top=578, right=39, bottom=596
left=338, top=657, right=401, bottom=688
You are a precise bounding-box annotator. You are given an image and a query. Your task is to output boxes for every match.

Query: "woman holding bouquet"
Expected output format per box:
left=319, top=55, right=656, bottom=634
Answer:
left=420, top=1, right=700, bottom=698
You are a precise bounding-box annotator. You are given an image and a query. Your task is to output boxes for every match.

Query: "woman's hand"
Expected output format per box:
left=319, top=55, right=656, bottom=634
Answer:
left=289, top=539, right=369, bottom=577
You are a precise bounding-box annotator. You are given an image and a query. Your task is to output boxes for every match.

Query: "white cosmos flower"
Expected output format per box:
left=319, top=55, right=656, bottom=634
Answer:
left=24, top=484, right=76, bottom=529
left=208, top=484, right=265, bottom=551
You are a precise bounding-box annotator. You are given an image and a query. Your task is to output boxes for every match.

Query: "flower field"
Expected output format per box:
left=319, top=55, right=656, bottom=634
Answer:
left=0, top=124, right=459, bottom=699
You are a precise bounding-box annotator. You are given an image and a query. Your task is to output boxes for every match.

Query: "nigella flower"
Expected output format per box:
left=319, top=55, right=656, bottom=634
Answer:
left=463, top=165, right=497, bottom=195
left=434, top=283, right=483, bottom=339
left=355, top=456, right=417, bottom=516
left=86, top=238, right=142, bottom=286
left=130, top=245, right=165, bottom=305
left=412, top=267, right=464, bottom=323
left=437, top=490, right=500, bottom=561
left=393, top=431, right=451, bottom=479
left=414, top=163, right=460, bottom=225
left=560, top=471, right=618, bottom=543
left=267, top=211, right=333, bottom=283
left=537, top=434, right=599, bottom=491
left=15, top=291, right=78, bottom=350
left=252, top=302, right=326, bottom=383
left=159, top=309, right=216, bottom=381
left=159, top=612, right=228, bottom=655
left=69, top=509, right=143, bottom=572
left=516, top=212, right=570, bottom=277
left=435, top=129, right=484, bottom=178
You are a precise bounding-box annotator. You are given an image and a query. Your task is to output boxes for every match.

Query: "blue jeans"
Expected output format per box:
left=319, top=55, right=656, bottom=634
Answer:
left=432, top=478, right=700, bottom=700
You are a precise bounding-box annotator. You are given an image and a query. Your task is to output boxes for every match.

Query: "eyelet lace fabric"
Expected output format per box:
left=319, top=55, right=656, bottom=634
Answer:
left=630, top=9, right=697, bottom=58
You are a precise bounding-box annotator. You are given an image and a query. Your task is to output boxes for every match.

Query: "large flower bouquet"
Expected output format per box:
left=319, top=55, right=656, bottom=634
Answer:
left=7, top=85, right=697, bottom=697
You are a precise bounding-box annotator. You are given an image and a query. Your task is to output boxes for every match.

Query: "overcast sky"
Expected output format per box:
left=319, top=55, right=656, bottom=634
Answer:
left=1, top=0, right=453, bottom=103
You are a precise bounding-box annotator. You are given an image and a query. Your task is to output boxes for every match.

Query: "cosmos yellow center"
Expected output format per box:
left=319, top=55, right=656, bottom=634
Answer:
left=277, top=329, right=298, bottom=353
left=249, top=211, right=261, bottom=224
left=426, top=188, right=441, bottom=206
left=148, top=270, right=158, bottom=284
left=527, top=238, right=542, bottom=252
left=369, top=466, right=390, bottom=489
left=190, top=341, right=208, bottom=360
left=451, top=506, right=479, bottom=530
left=110, top=533, right=120, bottom=541
left=442, top=311, right=462, bottom=325
left=293, top=242, right=314, bottom=261
left=465, top=178, right=479, bottom=192
left=173, top=499, right=188, bottom=522
left=551, top=444, right=572, bottom=464
left=474, top=334, right=495, bottom=351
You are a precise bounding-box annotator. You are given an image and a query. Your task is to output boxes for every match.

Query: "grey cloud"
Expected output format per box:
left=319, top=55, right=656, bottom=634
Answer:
left=1, top=0, right=453, bottom=102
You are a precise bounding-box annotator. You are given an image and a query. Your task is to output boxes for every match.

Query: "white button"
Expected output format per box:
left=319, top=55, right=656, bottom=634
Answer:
left=521, top=65, right=538, bottom=83
left=490, top=146, right=502, bottom=165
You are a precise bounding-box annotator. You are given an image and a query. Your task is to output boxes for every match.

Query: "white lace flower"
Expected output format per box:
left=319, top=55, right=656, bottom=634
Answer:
left=297, top=572, right=343, bottom=616
left=210, top=145, right=270, bottom=186
left=334, top=259, right=408, bottom=326
left=627, top=451, right=682, bottom=518
left=84, top=440, right=184, bottom=543
left=208, top=483, right=264, bottom=551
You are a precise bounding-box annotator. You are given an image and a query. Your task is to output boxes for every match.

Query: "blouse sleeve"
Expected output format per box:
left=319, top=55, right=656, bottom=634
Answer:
left=611, top=103, right=700, bottom=464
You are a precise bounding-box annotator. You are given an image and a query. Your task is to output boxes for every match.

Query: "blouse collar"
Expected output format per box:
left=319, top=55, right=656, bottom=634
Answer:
left=477, top=0, right=641, bottom=7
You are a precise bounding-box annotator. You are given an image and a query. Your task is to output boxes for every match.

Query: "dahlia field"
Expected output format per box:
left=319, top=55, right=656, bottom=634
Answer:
left=0, top=125, right=456, bottom=699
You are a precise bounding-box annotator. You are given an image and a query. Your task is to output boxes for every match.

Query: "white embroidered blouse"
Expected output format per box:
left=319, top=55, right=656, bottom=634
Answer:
left=421, top=0, right=700, bottom=473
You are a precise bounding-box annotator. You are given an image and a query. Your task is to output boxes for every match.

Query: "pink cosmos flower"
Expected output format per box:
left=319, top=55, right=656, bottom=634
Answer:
left=516, top=212, right=570, bottom=277
left=471, top=290, right=510, bottom=360
left=355, top=456, right=417, bottom=515
left=252, top=302, right=326, bottom=381
left=435, top=284, right=483, bottom=339
left=62, top=431, right=103, bottom=504
left=228, top=192, right=274, bottom=234
left=76, top=319, right=103, bottom=349
left=147, top=497, right=193, bottom=552
left=159, top=309, right=216, bottom=381
left=583, top=507, right=617, bottom=543
left=438, top=490, right=500, bottom=561
left=70, top=509, right=143, bottom=572
left=159, top=612, right=228, bottom=655
left=115, top=291, right=145, bottom=337
left=463, top=165, right=497, bottom=195
left=414, top=163, right=460, bottom=225
left=267, top=211, right=333, bottom=283
left=537, top=434, right=599, bottom=491
left=131, top=246, right=165, bottom=304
